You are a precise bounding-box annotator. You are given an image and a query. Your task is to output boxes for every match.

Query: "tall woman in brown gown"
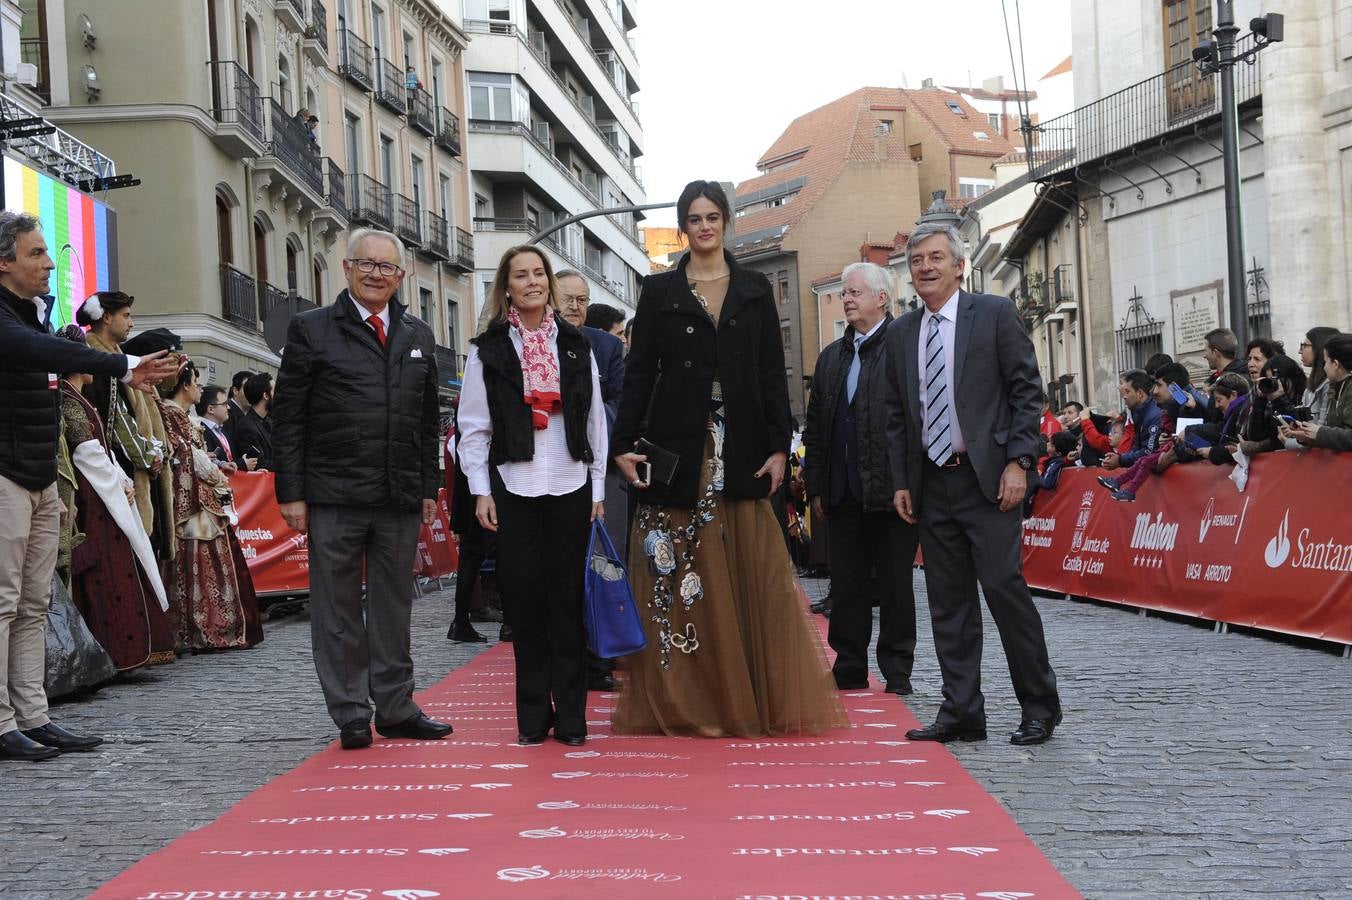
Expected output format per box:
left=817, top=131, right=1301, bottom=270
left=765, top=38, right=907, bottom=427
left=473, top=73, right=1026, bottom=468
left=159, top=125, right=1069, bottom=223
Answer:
left=610, top=180, right=847, bottom=738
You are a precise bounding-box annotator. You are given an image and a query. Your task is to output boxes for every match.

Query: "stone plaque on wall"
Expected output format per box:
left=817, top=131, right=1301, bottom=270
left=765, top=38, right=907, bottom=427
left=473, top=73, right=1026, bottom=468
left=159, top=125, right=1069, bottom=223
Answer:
left=1170, top=281, right=1223, bottom=382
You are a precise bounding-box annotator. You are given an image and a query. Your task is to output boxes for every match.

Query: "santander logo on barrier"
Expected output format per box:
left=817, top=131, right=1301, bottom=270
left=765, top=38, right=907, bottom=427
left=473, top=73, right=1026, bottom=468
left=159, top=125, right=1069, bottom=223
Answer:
left=1265, top=511, right=1292, bottom=567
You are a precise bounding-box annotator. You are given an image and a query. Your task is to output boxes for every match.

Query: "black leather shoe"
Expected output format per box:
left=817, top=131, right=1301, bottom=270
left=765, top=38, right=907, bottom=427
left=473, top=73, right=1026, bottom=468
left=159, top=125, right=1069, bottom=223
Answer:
left=884, top=679, right=913, bottom=696
left=833, top=675, right=869, bottom=690
left=587, top=674, right=617, bottom=692
left=905, top=722, right=987, bottom=742
left=470, top=606, right=504, bottom=623
left=1, top=729, right=60, bottom=761
left=517, top=732, right=548, bottom=745
left=809, top=598, right=828, bottom=614
left=376, top=714, right=453, bottom=740
left=1010, top=713, right=1062, bottom=746
left=554, top=734, right=586, bottom=747
left=23, top=722, right=102, bottom=752
left=339, top=719, right=372, bottom=750
left=447, top=623, right=487, bottom=643
left=498, top=624, right=514, bottom=643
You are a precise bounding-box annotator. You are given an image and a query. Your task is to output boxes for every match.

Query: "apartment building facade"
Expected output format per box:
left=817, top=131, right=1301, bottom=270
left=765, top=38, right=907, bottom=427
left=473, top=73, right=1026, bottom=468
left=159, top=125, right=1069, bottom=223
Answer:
left=22, top=0, right=473, bottom=397
left=462, top=0, right=647, bottom=320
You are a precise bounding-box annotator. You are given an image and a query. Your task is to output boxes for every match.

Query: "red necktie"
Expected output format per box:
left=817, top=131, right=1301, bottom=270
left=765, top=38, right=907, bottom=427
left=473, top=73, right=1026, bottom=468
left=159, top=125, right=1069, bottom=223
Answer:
left=367, top=314, right=387, bottom=347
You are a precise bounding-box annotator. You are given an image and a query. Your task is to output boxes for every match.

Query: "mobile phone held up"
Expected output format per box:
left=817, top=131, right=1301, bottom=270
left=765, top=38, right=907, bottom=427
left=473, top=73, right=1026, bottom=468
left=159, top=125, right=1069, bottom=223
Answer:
left=1167, top=382, right=1190, bottom=406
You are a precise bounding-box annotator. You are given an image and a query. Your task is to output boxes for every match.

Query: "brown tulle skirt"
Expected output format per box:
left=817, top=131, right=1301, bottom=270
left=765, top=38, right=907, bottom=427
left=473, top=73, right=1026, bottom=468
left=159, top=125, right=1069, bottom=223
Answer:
left=613, top=478, right=848, bottom=739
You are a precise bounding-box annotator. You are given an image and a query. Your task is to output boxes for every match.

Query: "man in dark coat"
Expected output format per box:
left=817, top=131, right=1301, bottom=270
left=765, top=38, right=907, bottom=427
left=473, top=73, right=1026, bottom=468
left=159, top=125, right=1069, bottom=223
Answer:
left=272, top=227, right=451, bottom=750
left=803, top=262, right=917, bottom=695
left=232, top=372, right=274, bottom=471
left=0, top=210, right=178, bottom=761
left=885, top=222, right=1061, bottom=746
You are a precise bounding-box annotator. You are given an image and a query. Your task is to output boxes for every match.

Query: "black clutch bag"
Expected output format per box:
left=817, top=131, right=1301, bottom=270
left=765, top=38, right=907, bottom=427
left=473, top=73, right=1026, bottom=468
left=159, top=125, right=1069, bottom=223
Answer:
left=634, top=438, right=680, bottom=488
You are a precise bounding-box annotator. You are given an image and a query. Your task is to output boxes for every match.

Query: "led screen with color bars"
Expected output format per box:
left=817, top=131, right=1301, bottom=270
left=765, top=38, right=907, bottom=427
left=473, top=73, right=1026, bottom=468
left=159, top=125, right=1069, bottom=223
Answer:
left=3, top=155, right=119, bottom=329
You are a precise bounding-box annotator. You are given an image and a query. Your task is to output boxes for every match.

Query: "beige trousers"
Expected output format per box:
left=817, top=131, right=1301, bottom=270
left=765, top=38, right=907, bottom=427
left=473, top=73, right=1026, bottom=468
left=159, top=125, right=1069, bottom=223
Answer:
left=0, top=474, right=60, bottom=735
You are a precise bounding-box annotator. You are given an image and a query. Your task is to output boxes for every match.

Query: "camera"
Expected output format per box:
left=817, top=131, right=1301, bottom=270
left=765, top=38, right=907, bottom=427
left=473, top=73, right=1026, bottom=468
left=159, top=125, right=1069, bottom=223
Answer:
left=1257, top=376, right=1279, bottom=394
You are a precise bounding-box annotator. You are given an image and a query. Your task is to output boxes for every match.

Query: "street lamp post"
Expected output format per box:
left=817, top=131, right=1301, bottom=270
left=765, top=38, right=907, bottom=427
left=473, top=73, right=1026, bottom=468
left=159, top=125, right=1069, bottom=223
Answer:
left=1193, top=5, right=1284, bottom=350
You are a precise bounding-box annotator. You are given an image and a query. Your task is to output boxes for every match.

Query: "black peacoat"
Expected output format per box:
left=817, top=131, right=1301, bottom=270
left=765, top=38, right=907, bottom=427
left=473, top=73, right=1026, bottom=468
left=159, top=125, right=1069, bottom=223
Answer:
left=612, top=250, right=793, bottom=509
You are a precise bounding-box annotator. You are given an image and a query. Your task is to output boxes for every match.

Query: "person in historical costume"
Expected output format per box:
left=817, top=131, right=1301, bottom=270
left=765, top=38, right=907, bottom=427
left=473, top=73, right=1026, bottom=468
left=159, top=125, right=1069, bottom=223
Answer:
left=54, top=325, right=175, bottom=670
left=610, top=180, right=847, bottom=738
left=156, top=358, right=263, bottom=652
left=76, top=293, right=176, bottom=565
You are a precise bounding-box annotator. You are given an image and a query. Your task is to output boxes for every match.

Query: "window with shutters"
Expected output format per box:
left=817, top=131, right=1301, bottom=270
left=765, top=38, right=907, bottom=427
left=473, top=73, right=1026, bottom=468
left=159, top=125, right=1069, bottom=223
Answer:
left=1163, top=0, right=1215, bottom=121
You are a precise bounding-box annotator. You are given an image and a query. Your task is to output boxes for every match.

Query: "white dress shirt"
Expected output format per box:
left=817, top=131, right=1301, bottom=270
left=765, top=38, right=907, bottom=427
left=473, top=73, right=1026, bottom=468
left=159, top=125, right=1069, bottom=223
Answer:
left=458, top=329, right=607, bottom=503
left=918, top=289, right=968, bottom=454
left=352, top=296, right=391, bottom=334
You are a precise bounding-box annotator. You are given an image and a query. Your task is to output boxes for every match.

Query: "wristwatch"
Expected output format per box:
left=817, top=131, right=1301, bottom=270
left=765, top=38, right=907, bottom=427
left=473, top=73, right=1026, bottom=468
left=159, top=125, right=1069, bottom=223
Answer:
left=1012, top=454, right=1036, bottom=471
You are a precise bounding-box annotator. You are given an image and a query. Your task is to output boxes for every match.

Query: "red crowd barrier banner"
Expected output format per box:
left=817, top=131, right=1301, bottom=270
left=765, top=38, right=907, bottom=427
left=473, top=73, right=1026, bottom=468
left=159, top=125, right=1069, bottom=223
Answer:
left=1022, top=449, right=1352, bottom=645
left=230, top=472, right=310, bottom=596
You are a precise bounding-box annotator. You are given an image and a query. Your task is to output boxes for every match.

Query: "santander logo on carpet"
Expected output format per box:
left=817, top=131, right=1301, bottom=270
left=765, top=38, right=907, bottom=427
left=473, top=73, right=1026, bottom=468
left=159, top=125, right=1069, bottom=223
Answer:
left=94, top=631, right=1078, bottom=899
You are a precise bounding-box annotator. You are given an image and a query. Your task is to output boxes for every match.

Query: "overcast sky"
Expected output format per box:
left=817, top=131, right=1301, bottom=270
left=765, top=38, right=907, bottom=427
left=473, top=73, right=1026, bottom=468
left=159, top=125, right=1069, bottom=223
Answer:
left=632, top=0, right=1073, bottom=228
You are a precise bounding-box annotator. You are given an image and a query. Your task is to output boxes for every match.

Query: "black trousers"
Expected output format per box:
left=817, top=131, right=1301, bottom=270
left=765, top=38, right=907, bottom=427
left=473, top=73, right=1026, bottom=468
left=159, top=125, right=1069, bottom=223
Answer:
left=825, top=494, right=918, bottom=686
left=492, top=479, right=591, bottom=738
left=917, top=461, right=1060, bottom=727
left=450, top=524, right=496, bottom=629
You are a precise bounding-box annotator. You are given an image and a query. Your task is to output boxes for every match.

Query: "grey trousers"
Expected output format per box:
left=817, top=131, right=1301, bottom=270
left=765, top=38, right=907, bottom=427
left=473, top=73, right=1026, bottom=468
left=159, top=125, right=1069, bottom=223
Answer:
left=307, top=502, right=422, bottom=729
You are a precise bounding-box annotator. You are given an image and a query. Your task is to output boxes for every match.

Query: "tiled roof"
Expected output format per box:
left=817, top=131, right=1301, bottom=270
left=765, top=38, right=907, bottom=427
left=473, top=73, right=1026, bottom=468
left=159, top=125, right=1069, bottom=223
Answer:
left=732, top=87, right=1016, bottom=247
left=1041, top=55, right=1073, bottom=80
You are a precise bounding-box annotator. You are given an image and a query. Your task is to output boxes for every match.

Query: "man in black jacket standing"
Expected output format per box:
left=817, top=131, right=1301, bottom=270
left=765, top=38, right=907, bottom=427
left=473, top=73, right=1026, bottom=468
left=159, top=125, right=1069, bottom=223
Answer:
left=803, top=262, right=917, bottom=694
left=0, top=211, right=178, bottom=761
left=272, top=227, right=452, bottom=750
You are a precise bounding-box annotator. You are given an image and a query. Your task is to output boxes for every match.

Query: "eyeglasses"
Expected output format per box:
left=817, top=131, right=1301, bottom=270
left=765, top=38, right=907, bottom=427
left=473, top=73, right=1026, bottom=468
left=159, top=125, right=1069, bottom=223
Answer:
left=348, top=258, right=404, bottom=277
left=560, top=294, right=590, bottom=308
left=208, top=402, right=229, bottom=408
left=842, top=288, right=870, bottom=299
left=1299, top=341, right=1312, bottom=349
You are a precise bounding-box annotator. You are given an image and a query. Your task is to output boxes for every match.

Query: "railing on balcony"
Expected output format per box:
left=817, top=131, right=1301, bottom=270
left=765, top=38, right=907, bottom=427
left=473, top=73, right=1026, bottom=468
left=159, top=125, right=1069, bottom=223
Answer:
left=267, top=98, right=324, bottom=196
left=435, top=108, right=462, bottom=156
left=308, top=0, right=328, bottom=52
left=257, top=282, right=288, bottom=325
left=375, top=56, right=406, bottom=112
left=1029, top=35, right=1262, bottom=182
left=468, top=119, right=601, bottom=204
left=278, top=0, right=304, bottom=21
left=337, top=29, right=374, bottom=91
left=208, top=60, right=265, bottom=145
left=325, top=157, right=348, bottom=219
left=423, top=212, right=450, bottom=260
left=221, top=263, right=259, bottom=330
left=395, top=194, right=423, bottom=246
left=407, top=85, right=435, bottom=136
left=450, top=226, right=475, bottom=271
left=347, top=173, right=393, bottom=230
left=473, top=216, right=531, bottom=232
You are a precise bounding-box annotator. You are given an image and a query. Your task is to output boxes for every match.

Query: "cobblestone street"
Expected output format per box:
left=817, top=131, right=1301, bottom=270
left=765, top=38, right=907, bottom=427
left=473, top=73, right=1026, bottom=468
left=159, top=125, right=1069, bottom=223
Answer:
left=4, top=575, right=1350, bottom=898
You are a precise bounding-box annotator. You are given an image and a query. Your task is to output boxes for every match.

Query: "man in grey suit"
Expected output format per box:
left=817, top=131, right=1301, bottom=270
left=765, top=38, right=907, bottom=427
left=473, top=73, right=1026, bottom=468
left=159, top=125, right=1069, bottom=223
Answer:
left=883, top=222, right=1062, bottom=746
left=273, top=228, right=452, bottom=749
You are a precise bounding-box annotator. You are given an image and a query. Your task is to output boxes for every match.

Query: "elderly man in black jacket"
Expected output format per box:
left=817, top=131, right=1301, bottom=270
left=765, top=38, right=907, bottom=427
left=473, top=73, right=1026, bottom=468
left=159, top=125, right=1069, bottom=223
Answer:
left=272, top=227, right=452, bottom=750
left=0, top=211, right=178, bottom=761
left=803, top=262, right=917, bottom=694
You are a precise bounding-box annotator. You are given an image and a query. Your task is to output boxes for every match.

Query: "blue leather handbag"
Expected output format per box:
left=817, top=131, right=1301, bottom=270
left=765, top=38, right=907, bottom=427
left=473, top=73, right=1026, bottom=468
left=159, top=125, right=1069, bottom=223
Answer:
left=583, top=520, right=647, bottom=658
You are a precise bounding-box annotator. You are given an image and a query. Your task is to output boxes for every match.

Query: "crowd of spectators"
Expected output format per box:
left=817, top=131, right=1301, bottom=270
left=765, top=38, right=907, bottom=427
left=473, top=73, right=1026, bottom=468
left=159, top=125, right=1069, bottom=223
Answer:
left=1032, top=325, right=1352, bottom=505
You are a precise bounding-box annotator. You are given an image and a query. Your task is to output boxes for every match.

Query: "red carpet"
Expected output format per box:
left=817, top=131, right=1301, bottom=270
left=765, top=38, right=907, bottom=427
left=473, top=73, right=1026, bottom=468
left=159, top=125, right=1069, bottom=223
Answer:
left=97, top=616, right=1079, bottom=899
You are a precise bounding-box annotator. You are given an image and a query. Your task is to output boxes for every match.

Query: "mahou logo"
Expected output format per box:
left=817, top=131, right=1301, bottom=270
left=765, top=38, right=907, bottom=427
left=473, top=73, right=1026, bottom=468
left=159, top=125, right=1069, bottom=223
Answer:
left=1130, top=512, right=1179, bottom=552
left=1265, top=510, right=1292, bottom=568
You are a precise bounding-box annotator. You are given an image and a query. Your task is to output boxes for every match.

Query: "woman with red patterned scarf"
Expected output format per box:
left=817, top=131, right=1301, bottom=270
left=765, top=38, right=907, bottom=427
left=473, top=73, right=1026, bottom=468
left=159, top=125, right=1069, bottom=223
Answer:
left=457, top=245, right=607, bottom=747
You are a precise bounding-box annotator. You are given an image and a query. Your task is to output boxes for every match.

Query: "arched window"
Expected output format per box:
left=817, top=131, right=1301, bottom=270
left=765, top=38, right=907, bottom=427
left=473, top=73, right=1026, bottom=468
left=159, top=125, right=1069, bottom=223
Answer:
left=243, top=17, right=260, bottom=78
left=253, top=215, right=271, bottom=287
left=277, top=55, right=292, bottom=111
left=215, top=194, right=233, bottom=265
left=312, top=255, right=326, bottom=305
left=285, top=235, right=301, bottom=292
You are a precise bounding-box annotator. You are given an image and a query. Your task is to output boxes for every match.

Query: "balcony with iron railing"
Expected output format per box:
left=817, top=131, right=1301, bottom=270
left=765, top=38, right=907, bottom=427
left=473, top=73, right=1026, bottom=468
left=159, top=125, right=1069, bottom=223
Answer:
left=337, top=29, right=375, bottom=91
left=422, top=212, right=451, bottom=260
left=435, top=107, right=462, bottom=156
left=275, top=0, right=305, bottom=31
left=303, top=0, right=329, bottom=63
left=322, top=157, right=348, bottom=221
left=450, top=226, right=475, bottom=272
left=347, top=173, right=393, bottom=230
left=221, top=263, right=259, bottom=330
left=207, top=60, right=265, bottom=157
left=264, top=97, right=325, bottom=198
left=468, top=118, right=601, bottom=205
left=395, top=194, right=423, bottom=247
left=258, top=281, right=288, bottom=324
left=375, top=56, right=406, bottom=113
left=407, top=85, right=436, bottom=136
left=1029, top=35, right=1262, bottom=182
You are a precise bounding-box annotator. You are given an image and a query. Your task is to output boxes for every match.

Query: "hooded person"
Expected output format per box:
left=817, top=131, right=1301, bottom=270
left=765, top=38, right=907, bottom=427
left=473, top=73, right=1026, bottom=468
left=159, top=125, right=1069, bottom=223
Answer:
left=76, top=293, right=177, bottom=565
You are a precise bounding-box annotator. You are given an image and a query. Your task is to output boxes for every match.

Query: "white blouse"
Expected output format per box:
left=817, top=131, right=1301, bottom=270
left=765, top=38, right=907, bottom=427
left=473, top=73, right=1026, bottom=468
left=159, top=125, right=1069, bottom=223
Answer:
left=457, top=328, right=607, bottom=502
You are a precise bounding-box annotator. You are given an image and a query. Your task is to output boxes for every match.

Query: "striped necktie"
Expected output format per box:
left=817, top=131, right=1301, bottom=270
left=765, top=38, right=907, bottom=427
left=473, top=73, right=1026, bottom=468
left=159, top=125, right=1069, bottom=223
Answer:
left=925, top=315, right=953, bottom=466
